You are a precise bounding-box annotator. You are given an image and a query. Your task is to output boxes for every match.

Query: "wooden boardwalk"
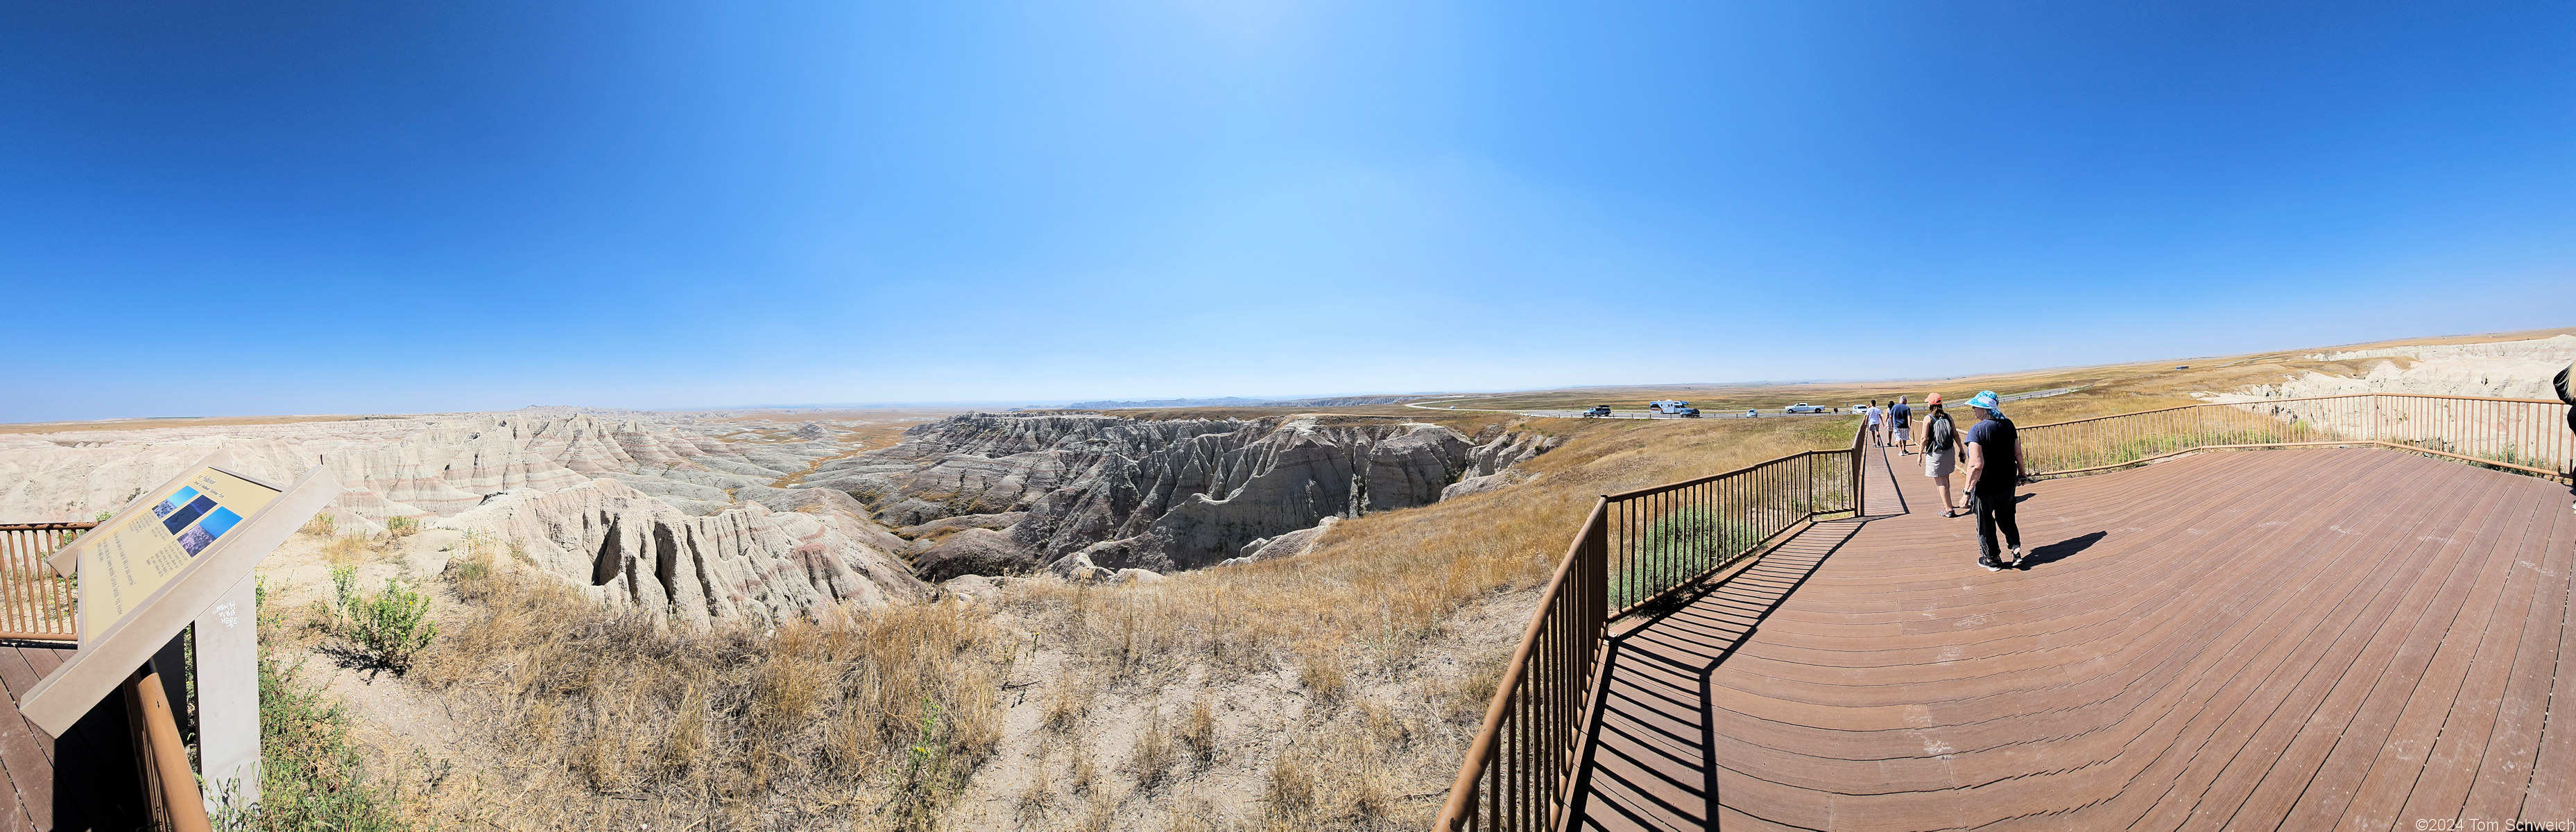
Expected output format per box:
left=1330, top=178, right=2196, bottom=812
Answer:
left=0, top=643, right=149, bottom=832
left=1567, top=445, right=2576, bottom=831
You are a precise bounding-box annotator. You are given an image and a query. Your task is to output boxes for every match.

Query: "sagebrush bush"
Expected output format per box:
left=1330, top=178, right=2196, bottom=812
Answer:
left=345, top=578, right=437, bottom=672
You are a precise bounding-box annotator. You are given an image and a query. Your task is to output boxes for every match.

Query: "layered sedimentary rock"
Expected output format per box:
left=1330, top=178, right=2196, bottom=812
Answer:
left=1217, top=516, right=1339, bottom=568
left=2219, top=334, right=2576, bottom=401
left=449, top=479, right=925, bottom=626
left=0, top=410, right=930, bottom=621
left=806, top=413, right=1556, bottom=579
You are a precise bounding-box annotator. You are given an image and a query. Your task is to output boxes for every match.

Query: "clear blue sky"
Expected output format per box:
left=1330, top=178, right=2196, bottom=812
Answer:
left=3, top=2, right=2570, bottom=421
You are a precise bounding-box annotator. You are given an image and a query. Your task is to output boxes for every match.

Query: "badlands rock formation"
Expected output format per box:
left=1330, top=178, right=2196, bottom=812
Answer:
left=0, top=411, right=930, bottom=622
left=805, top=413, right=1556, bottom=579
left=2218, top=334, right=2576, bottom=401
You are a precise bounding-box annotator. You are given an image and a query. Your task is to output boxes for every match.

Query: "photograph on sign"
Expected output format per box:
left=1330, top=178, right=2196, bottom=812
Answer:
left=78, top=467, right=280, bottom=641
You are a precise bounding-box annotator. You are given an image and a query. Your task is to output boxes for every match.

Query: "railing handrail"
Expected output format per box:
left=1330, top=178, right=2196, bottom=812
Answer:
left=1436, top=498, right=1605, bottom=829
left=1, top=523, right=87, bottom=641
left=2016, top=392, right=2573, bottom=482
left=2016, top=392, right=2566, bottom=431
left=1601, top=449, right=1837, bottom=501
left=1437, top=417, right=1868, bottom=831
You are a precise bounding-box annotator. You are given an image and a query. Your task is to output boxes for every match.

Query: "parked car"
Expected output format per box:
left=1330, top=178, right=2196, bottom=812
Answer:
left=1583, top=405, right=1613, bottom=418
left=1783, top=402, right=1830, bottom=414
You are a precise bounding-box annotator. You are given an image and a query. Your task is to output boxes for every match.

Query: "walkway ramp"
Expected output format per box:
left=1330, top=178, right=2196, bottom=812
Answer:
left=1567, top=444, right=2576, bottom=830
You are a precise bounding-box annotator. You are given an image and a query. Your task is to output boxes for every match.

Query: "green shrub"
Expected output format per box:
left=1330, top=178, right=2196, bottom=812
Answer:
left=327, top=569, right=438, bottom=673
left=345, top=578, right=438, bottom=672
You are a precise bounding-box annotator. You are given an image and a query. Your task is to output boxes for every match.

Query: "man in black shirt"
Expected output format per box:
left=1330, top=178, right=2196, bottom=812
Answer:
left=1891, top=397, right=1914, bottom=456
left=1962, top=390, right=2025, bottom=571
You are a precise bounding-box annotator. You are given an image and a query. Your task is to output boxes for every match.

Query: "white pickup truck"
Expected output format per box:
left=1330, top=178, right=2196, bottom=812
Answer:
left=1783, top=403, right=1831, bottom=414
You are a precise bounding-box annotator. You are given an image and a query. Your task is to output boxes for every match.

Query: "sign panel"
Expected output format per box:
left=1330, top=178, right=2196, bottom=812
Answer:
left=78, top=467, right=280, bottom=641
left=24, top=449, right=339, bottom=739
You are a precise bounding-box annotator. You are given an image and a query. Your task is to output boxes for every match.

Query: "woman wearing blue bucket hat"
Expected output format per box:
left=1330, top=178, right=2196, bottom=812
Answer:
left=1961, top=390, right=2026, bottom=571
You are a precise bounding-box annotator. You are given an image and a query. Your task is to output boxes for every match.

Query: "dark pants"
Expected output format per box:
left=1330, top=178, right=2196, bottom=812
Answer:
left=1970, top=490, right=2020, bottom=562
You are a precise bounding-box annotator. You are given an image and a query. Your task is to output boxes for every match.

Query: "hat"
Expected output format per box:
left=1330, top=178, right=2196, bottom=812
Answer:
left=1968, top=390, right=2000, bottom=410
left=1925, top=393, right=1942, bottom=406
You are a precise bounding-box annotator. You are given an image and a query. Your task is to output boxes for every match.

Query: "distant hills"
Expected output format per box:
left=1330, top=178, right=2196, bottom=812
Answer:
left=1054, top=395, right=1427, bottom=410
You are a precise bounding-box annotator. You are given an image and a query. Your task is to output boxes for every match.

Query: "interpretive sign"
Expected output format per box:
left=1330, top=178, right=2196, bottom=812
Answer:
left=23, top=447, right=339, bottom=782
left=74, top=465, right=280, bottom=639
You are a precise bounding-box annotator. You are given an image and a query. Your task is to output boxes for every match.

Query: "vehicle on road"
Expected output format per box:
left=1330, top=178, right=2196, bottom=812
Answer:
left=1583, top=406, right=1613, bottom=418
left=1647, top=400, right=1694, bottom=415
left=1783, top=402, right=1830, bottom=414
left=1848, top=404, right=1869, bottom=415
left=1746, top=408, right=1758, bottom=417
left=1678, top=408, right=1701, bottom=418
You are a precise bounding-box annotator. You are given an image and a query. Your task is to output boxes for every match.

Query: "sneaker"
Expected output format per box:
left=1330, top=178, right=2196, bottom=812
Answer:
left=1978, top=557, right=2002, bottom=571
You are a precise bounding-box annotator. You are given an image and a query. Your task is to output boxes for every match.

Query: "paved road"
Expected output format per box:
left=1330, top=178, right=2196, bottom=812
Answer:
left=1404, top=386, right=2084, bottom=421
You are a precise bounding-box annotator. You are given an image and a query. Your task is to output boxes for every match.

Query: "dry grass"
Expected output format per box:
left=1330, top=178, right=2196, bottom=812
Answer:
left=400, top=551, right=1009, bottom=830
left=1264, top=752, right=1318, bottom=822
left=1131, top=710, right=1177, bottom=790
left=1183, top=695, right=1217, bottom=763
left=958, top=413, right=1862, bottom=827
left=1040, top=684, right=1086, bottom=734
left=1070, top=749, right=1098, bottom=795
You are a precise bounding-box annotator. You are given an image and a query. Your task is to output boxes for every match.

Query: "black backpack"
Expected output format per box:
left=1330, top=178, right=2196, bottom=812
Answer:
left=2557, top=361, right=2575, bottom=433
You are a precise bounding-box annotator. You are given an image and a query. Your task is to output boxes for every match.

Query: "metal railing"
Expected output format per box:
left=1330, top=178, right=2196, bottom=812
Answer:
left=0, top=522, right=89, bottom=641
left=1436, top=421, right=1866, bottom=831
left=2019, top=394, right=2573, bottom=482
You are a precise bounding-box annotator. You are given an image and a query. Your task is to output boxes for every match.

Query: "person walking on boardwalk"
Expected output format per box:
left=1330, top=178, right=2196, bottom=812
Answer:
left=1891, top=396, right=1914, bottom=456
left=1962, top=390, right=2026, bottom=571
left=1866, top=400, right=1884, bottom=447
left=1921, top=394, right=1964, bottom=517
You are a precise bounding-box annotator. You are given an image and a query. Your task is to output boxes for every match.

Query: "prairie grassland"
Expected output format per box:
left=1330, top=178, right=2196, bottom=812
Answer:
left=1393, top=325, right=2576, bottom=417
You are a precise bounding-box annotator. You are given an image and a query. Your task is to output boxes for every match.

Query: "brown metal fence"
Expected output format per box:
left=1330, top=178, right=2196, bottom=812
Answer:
left=0, top=522, right=88, bottom=641
left=1435, top=421, right=1866, bottom=831
left=2020, top=394, right=2574, bottom=481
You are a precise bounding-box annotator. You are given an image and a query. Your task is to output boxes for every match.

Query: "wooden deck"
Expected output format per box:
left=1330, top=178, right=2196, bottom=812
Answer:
left=1568, top=445, right=2576, bottom=831
left=0, top=643, right=149, bottom=832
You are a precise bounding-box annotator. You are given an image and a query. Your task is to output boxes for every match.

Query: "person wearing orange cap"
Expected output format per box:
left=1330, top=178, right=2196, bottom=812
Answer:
left=1920, top=393, right=1964, bottom=517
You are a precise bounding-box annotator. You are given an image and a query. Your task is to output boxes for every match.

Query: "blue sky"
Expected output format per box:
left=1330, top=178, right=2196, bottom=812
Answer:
left=3, top=2, right=2570, bottom=421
